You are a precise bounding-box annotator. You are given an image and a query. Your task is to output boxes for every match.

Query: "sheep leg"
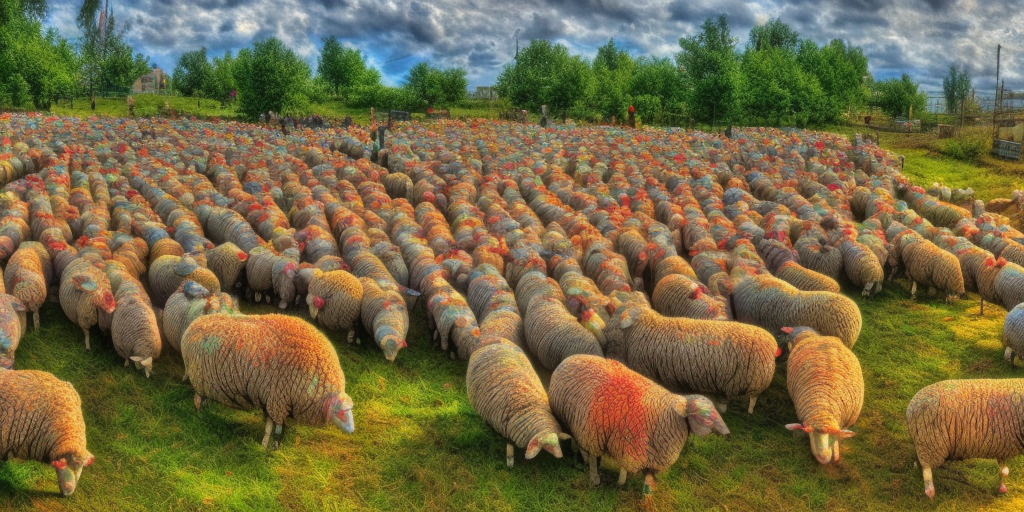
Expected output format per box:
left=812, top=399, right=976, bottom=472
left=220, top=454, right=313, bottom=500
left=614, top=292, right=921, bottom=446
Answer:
left=862, top=282, right=873, bottom=297
left=32, top=310, right=39, bottom=330
left=642, top=472, right=657, bottom=505
left=748, top=396, right=757, bottom=414
left=506, top=443, right=514, bottom=468
left=261, top=415, right=273, bottom=449
left=83, top=329, right=90, bottom=350
left=585, top=452, right=600, bottom=487
left=981, top=300, right=986, bottom=316
left=1005, top=347, right=1014, bottom=364
left=618, top=468, right=627, bottom=486
left=346, top=330, right=355, bottom=344
left=874, top=282, right=882, bottom=293
left=273, top=423, right=284, bottom=450
left=833, top=441, right=841, bottom=462
left=923, top=466, right=935, bottom=499
left=194, top=394, right=203, bottom=411
left=255, top=291, right=262, bottom=302
left=910, top=281, right=917, bottom=299
left=999, top=463, right=1009, bottom=494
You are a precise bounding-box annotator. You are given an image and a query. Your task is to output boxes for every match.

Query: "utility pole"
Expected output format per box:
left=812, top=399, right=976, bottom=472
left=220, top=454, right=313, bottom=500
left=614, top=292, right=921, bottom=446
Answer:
left=995, top=44, right=1001, bottom=135
left=514, top=29, right=520, bottom=59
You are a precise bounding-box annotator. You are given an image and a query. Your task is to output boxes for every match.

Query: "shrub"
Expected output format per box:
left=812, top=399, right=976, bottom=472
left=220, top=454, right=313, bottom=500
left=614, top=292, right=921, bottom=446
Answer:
left=943, top=134, right=989, bottom=162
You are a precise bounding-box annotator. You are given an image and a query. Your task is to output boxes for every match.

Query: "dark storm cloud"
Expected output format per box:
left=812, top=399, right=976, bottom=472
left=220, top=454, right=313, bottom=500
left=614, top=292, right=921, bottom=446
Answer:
left=43, top=0, right=1024, bottom=90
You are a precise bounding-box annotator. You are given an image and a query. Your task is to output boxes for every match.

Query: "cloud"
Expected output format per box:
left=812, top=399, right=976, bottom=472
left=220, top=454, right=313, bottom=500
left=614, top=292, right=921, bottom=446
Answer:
left=44, top=0, right=1024, bottom=91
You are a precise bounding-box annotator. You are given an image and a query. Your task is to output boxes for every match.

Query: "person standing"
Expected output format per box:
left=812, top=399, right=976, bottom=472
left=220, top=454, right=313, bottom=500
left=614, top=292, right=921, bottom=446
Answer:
left=627, top=104, right=636, bottom=128
left=91, top=95, right=96, bottom=111
left=127, top=94, right=135, bottom=117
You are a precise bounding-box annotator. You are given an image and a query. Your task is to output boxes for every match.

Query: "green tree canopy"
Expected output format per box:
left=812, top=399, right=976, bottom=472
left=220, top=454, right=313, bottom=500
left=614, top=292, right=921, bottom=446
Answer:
left=402, top=62, right=467, bottom=109
left=172, top=47, right=213, bottom=97
left=747, top=18, right=799, bottom=53
left=872, top=74, right=927, bottom=119
left=942, top=64, right=972, bottom=114
left=0, top=0, right=80, bottom=108
left=495, top=40, right=595, bottom=119
left=233, top=37, right=312, bottom=118
left=677, top=14, right=740, bottom=125
left=317, top=36, right=370, bottom=97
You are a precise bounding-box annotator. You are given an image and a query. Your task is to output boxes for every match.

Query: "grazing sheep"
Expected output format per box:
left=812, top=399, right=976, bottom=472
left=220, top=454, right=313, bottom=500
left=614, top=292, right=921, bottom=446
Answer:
left=888, top=224, right=965, bottom=301
left=148, top=254, right=221, bottom=308
left=4, top=242, right=49, bottom=329
left=523, top=296, right=604, bottom=371
left=515, top=270, right=565, bottom=315
left=651, top=274, right=729, bottom=320
left=838, top=238, right=885, bottom=296
left=59, top=257, right=117, bottom=350
left=307, top=269, right=363, bottom=345
left=466, top=338, right=570, bottom=467
left=359, top=277, right=409, bottom=361
left=162, top=281, right=232, bottom=352
left=549, top=354, right=729, bottom=500
left=181, top=313, right=355, bottom=448
left=0, top=293, right=27, bottom=369
left=246, top=246, right=299, bottom=308
left=604, top=296, right=778, bottom=413
left=0, top=369, right=94, bottom=496
left=731, top=271, right=862, bottom=348
left=204, top=242, right=248, bottom=292
left=907, top=379, right=1024, bottom=498
left=782, top=327, right=863, bottom=464
left=1003, top=304, right=1024, bottom=366
left=110, top=280, right=162, bottom=377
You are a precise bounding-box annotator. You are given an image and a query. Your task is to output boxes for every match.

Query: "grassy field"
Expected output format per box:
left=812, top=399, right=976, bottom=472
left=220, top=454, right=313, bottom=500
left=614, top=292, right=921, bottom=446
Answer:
left=4, top=124, right=1024, bottom=511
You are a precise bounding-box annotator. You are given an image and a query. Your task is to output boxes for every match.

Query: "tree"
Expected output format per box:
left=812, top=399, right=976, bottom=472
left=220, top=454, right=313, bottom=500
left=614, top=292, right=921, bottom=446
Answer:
left=495, top=40, right=595, bottom=118
left=747, top=18, right=799, bottom=53
left=172, top=47, right=213, bottom=97
left=942, top=64, right=971, bottom=115
left=797, top=38, right=869, bottom=123
left=234, top=37, right=312, bottom=118
left=77, top=0, right=149, bottom=95
left=208, top=50, right=237, bottom=103
left=677, top=15, right=740, bottom=126
left=402, top=62, right=467, bottom=109
left=0, top=1, right=80, bottom=108
left=872, top=74, right=927, bottom=119
left=629, top=57, right=685, bottom=123
left=317, top=36, right=369, bottom=97
left=592, top=39, right=635, bottom=121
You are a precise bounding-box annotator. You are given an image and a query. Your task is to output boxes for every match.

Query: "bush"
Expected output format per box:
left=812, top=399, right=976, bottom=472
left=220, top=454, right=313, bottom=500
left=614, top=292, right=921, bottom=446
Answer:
left=347, top=84, right=418, bottom=112
left=943, top=134, right=989, bottom=162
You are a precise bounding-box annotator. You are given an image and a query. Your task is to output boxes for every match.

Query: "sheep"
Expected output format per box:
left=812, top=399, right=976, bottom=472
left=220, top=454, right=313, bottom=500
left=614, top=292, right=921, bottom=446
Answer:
left=515, top=270, right=564, bottom=315
left=204, top=242, right=248, bottom=292
left=906, top=379, right=1024, bottom=498
left=731, top=271, right=862, bottom=348
left=782, top=327, right=863, bottom=464
left=838, top=238, right=885, bottom=296
left=4, top=242, right=50, bottom=329
left=650, top=274, right=729, bottom=320
left=466, top=338, right=570, bottom=467
left=181, top=313, right=355, bottom=449
left=307, top=269, right=364, bottom=343
left=162, top=281, right=237, bottom=352
left=1003, top=304, right=1024, bottom=366
left=0, top=293, right=27, bottom=369
left=523, top=296, right=604, bottom=371
left=110, top=280, right=162, bottom=377
left=58, top=256, right=117, bottom=350
left=549, top=354, right=729, bottom=501
left=888, top=224, right=965, bottom=301
left=604, top=296, right=778, bottom=413
left=148, top=254, right=221, bottom=308
left=246, top=246, right=299, bottom=308
left=0, top=369, right=94, bottom=496
left=359, top=277, right=409, bottom=361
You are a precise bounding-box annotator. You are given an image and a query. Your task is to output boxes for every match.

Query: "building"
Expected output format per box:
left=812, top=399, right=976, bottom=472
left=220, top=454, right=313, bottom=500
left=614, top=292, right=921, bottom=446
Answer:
left=471, top=86, right=497, bottom=100
left=133, top=67, right=167, bottom=94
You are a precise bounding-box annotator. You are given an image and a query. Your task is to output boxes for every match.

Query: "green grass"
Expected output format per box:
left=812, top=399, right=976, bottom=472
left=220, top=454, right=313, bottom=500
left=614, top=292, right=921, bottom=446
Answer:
left=50, top=94, right=240, bottom=120
left=4, top=128, right=1024, bottom=511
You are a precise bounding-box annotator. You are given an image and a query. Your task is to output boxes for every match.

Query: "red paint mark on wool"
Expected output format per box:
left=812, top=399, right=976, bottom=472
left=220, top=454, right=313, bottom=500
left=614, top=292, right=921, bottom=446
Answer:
left=589, top=365, right=651, bottom=464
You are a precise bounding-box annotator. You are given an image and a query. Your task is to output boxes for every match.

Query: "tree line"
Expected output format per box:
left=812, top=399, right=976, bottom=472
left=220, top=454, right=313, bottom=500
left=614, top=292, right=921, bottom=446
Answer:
left=3, top=0, right=967, bottom=127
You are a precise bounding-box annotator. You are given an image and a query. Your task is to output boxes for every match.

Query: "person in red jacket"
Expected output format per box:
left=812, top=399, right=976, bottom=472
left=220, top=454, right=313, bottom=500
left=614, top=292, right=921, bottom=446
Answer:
left=627, top=104, right=636, bottom=128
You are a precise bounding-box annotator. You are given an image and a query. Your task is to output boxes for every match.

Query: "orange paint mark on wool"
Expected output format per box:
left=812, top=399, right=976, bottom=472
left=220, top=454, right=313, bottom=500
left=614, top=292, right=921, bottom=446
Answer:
left=589, top=365, right=651, bottom=463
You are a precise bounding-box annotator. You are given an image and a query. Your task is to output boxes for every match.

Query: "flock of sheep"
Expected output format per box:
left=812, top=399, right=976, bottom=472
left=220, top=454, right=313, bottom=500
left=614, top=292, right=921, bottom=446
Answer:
left=2, top=111, right=1024, bottom=503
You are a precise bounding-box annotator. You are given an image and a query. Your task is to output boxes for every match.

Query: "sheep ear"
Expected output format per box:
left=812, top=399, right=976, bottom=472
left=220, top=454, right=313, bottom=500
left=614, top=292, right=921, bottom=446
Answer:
left=84, top=454, right=95, bottom=467
left=525, top=435, right=543, bottom=459
left=780, top=326, right=794, bottom=334
left=9, top=298, right=26, bottom=312
left=173, top=258, right=198, bottom=277
left=785, top=423, right=814, bottom=433
left=838, top=429, right=856, bottom=439
left=72, top=276, right=97, bottom=292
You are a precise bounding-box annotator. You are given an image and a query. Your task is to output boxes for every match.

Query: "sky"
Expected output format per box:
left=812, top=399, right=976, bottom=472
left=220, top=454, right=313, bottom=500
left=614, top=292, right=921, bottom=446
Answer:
left=44, top=0, right=1024, bottom=94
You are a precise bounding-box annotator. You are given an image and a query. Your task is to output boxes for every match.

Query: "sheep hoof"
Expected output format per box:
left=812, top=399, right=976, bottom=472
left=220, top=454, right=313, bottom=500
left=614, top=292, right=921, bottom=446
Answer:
left=618, top=468, right=627, bottom=486
left=747, top=396, right=757, bottom=414
left=1005, top=347, right=1014, bottom=363
left=194, top=394, right=203, bottom=411
left=255, top=292, right=262, bottom=302
left=506, top=444, right=514, bottom=468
